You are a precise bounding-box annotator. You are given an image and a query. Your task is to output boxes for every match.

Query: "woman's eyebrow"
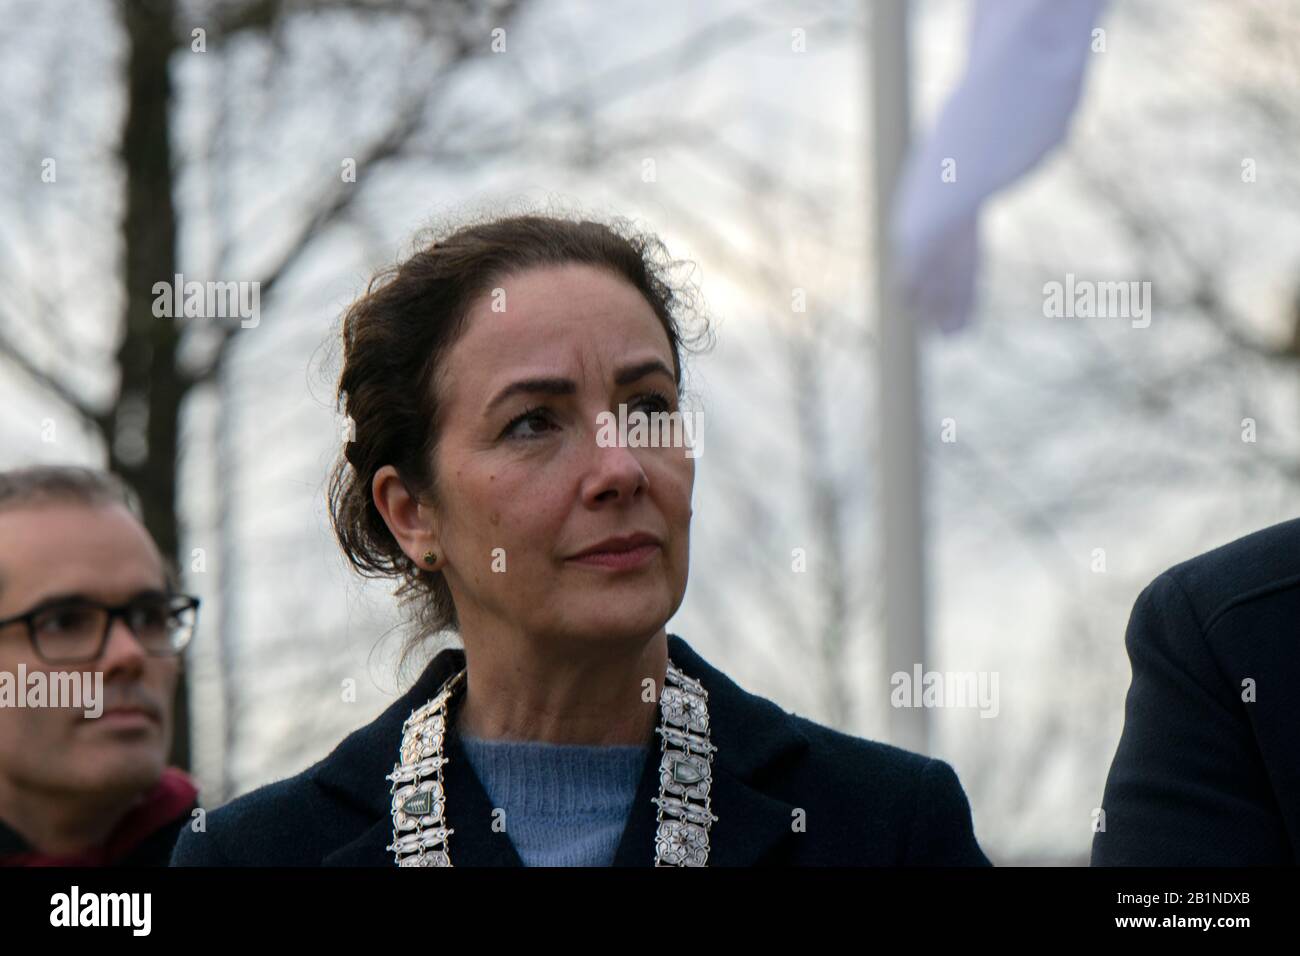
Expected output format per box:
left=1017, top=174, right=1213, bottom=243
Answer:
left=484, top=359, right=674, bottom=414
left=484, top=377, right=575, bottom=415
left=614, top=358, right=674, bottom=386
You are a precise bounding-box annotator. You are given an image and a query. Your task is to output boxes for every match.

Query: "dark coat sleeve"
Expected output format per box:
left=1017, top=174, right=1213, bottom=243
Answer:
left=1091, top=571, right=1290, bottom=865
left=904, top=758, right=992, bottom=866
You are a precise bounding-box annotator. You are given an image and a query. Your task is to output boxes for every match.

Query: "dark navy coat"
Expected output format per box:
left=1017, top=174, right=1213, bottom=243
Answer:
left=172, top=634, right=991, bottom=866
left=1092, top=517, right=1300, bottom=865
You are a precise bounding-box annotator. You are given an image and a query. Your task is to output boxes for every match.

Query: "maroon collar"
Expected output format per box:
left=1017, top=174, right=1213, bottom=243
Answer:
left=0, top=767, right=198, bottom=867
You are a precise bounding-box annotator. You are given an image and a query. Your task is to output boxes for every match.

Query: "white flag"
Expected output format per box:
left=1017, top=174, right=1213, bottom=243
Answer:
left=891, top=0, right=1108, bottom=333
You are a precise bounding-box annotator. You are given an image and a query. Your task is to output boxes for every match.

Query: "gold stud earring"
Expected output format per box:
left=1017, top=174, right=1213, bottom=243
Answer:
left=423, top=550, right=437, bottom=566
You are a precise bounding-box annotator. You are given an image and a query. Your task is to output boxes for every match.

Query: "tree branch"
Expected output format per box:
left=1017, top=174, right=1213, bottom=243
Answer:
left=0, top=311, right=109, bottom=437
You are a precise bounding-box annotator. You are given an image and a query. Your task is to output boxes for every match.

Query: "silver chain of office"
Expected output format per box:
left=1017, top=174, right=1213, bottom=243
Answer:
left=385, top=657, right=718, bottom=866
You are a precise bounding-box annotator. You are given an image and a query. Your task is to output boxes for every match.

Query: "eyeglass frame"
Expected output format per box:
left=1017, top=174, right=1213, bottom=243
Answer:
left=0, top=592, right=201, bottom=665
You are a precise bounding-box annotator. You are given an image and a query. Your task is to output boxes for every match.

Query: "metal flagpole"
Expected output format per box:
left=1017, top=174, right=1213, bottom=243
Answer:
left=870, top=0, right=929, bottom=754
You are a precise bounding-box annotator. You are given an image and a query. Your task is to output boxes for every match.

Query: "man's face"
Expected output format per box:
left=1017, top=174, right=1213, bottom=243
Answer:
left=0, top=503, right=177, bottom=801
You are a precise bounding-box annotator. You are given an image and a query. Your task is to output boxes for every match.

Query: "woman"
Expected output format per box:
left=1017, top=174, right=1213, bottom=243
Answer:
left=172, top=213, right=990, bottom=867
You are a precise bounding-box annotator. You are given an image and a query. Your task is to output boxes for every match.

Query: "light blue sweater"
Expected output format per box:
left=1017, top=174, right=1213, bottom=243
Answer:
left=457, top=733, right=647, bottom=867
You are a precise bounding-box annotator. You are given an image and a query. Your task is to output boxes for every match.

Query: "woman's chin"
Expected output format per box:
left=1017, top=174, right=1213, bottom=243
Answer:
left=558, top=598, right=673, bottom=642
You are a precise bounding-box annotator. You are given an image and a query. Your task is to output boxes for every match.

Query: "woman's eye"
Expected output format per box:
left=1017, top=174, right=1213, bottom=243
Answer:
left=502, top=407, right=556, bottom=440
left=500, top=393, right=673, bottom=440
left=633, top=392, right=672, bottom=414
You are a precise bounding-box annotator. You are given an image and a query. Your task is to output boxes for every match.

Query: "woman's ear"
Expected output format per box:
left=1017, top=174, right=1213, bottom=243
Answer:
left=372, top=465, right=440, bottom=568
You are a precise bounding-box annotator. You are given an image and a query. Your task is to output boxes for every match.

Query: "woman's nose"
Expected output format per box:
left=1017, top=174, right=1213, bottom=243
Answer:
left=582, top=438, right=649, bottom=504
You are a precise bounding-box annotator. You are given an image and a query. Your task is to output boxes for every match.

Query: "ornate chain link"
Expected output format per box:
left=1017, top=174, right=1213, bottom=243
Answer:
left=385, top=658, right=716, bottom=867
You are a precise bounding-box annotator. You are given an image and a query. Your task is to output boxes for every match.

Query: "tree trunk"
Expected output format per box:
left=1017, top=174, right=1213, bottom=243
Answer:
left=114, top=0, right=189, bottom=770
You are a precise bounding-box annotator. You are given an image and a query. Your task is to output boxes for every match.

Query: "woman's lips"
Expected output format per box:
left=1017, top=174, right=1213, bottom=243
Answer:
left=566, top=543, right=660, bottom=571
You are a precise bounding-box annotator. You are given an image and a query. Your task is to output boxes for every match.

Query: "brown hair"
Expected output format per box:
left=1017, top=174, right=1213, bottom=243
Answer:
left=327, top=212, right=713, bottom=647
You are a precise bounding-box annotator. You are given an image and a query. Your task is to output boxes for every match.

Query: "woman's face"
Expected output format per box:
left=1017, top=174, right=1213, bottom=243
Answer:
left=426, top=263, right=695, bottom=649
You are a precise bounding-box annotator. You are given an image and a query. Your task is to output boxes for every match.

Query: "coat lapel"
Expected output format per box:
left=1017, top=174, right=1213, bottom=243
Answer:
left=318, top=634, right=809, bottom=867
left=321, top=717, right=523, bottom=867
left=608, top=634, right=810, bottom=866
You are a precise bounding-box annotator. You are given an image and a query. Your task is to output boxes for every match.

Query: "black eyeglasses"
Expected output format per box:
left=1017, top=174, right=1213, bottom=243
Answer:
left=0, top=593, right=200, bottom=664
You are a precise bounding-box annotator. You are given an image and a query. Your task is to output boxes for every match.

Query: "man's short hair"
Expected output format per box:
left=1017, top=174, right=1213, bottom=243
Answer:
left=0, top=465, right=175, bottom=591
left=0, top=465, right=141, bottom=517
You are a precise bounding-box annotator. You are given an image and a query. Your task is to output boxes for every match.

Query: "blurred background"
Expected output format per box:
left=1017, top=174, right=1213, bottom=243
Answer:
left=1, top=0, right=1297, bottom=865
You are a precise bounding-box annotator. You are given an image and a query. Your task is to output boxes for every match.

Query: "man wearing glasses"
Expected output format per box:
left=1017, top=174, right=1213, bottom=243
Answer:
left=0, top=465, right=200, bottom=866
